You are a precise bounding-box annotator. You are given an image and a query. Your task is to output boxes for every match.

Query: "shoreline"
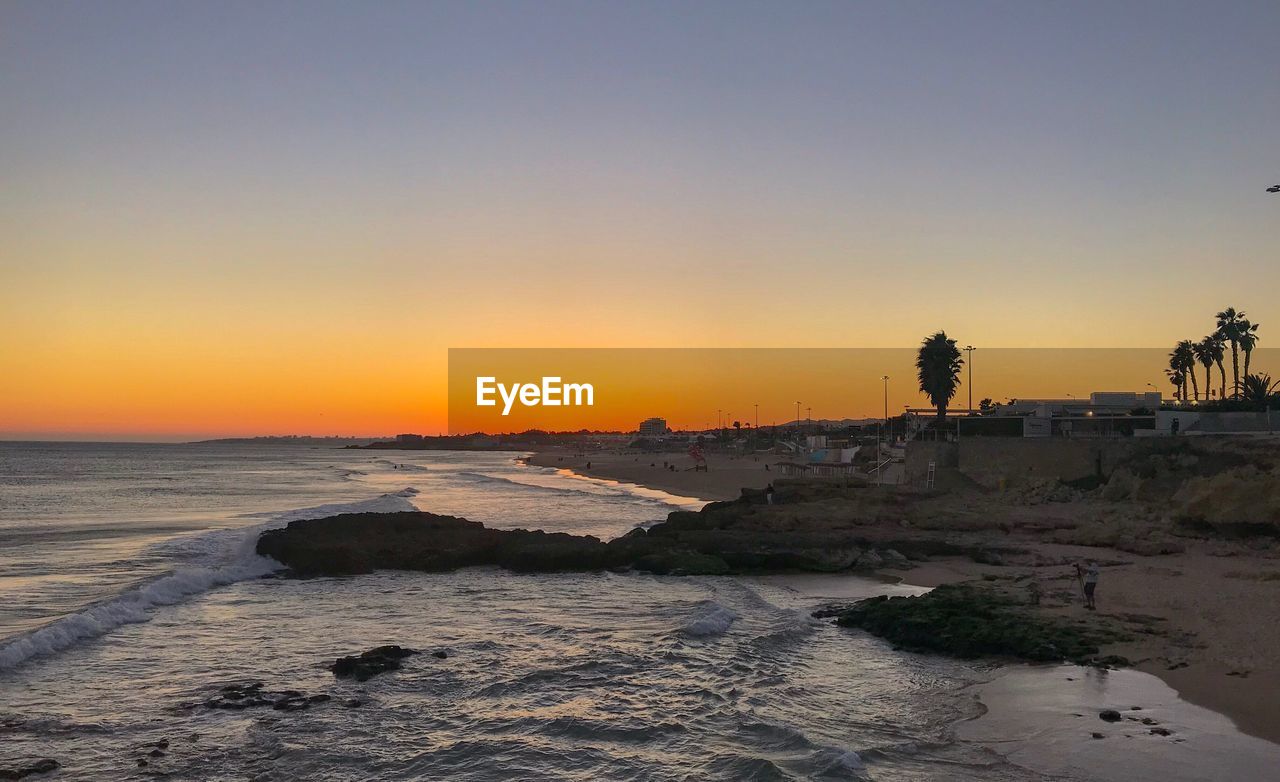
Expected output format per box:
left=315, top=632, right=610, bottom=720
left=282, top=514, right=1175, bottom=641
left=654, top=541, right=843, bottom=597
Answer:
left=528, top=448, right=1280, bottom=747
left=523, top=448, right=781, bottom=502
left=744, top=571, right=1280, bottom=779
left=879, top=552, right=1280, bottom=747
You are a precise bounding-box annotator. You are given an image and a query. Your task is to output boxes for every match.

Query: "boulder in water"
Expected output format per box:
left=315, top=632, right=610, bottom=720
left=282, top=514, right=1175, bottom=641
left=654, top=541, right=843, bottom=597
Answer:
left=202, top=681, right=333, bottom=712
left=330, top=645, right=419, bottom=681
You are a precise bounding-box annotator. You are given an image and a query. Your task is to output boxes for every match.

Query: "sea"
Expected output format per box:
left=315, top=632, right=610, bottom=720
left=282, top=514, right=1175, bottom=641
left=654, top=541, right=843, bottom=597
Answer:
left=1, top=442, right=1277, bottom=781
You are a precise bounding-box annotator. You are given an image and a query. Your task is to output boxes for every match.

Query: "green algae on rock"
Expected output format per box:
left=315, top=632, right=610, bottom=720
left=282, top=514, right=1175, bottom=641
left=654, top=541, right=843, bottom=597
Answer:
left=820, top=584, right=1130, bottom=666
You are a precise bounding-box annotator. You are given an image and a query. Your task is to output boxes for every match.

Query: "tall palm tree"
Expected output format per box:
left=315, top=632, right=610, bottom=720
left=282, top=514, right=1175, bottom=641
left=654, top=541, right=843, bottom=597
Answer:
left=1239, top=321, right=1260, bottom=379
left=1165, top=366, right=1186, bottom=400
left=1216, top=307, right=1249, bottom=397
left=1192, top=337, right=1216, bottom=401
left=1202, top=333, right=1227, bottom=400
left=1172, top=340, right=1198, bottom=401
left=916, top=331, right=964, bottom=423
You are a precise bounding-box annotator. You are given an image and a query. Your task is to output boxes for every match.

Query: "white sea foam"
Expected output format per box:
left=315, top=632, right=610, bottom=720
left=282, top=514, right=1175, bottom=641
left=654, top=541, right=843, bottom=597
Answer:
left=0, top=489, right=420, bottom=671
left=679, top=602, right=739, bottom=637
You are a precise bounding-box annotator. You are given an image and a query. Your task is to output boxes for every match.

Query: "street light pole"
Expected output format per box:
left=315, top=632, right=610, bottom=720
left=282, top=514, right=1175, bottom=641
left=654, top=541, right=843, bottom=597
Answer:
left=877, top=375, right=889, bottom=485
left=963, top=345, right=976, bottom=413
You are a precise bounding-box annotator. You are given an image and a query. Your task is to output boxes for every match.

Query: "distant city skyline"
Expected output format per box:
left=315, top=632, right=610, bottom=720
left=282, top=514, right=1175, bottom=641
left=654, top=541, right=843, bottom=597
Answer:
left=3, top=2, right=1277, bottom=439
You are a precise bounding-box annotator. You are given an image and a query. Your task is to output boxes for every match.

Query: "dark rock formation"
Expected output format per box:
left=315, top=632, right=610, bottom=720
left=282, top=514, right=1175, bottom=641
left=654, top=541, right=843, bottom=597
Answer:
left=0, top=760, right=59, bottom=780
left=202, top=682, right=332, bottom=712
left=818, top=584, right=1130, bottom=666
left=1099, top=709, right=1122, bottom=722
left=330, top=645, right=419, bottom=681
left=255, top=503, right=960, bottom=578
left=257, top=512, right=627, bottom=577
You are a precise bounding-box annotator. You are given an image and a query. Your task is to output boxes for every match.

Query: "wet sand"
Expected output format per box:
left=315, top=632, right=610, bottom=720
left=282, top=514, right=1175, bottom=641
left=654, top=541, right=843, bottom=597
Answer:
left=958, top=664, right=1280, bottom=781
left=525, top=448, right=781, bottom=501
left=880, top=549, right=1280, bottom=746
left=755, top=571, right=1280, bottom=779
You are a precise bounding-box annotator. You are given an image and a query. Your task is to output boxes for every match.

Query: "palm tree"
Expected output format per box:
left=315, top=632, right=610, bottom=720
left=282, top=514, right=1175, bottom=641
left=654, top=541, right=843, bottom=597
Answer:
left=1192, top=337, right=1216, bottom=401
left=916, top=331, right=964, bottom=423
left=1236, top=373, right=1279, bottom=406
left=1165, top=366, right=1186, bottom=400
left=1172, top=340, right=1198, bottom=401
left=1201, top=333, right=1227, bottom=400
left=1216, top=307, right=1249, bottom=397
left=1239, top=321, right=1260, bottom=380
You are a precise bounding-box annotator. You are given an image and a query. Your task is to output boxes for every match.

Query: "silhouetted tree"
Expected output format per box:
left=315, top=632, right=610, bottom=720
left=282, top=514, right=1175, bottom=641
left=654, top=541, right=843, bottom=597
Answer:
left=1194, top=335, right=1222, bottom=400
left=1240, top=320, right=1260, bottom=380
left=1165, top=366, right=1186, bottom=400
left=1237, top=373, right=1279, bottom=406
left=916, top=331, right=964, bottom=423
left=1216, top=307, right=1249, bottom=397
left=1172, top=340, right=1197, bottom=401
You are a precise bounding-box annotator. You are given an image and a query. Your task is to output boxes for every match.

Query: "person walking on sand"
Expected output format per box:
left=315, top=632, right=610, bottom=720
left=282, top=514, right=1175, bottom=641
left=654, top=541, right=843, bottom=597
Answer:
left=765, top=483, right=775, bottom=505
left=1082, top=561, right=1099, bottom=610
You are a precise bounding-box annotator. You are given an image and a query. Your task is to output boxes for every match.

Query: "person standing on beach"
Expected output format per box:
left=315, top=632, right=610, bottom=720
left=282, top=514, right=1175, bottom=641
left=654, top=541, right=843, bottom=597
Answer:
left=765, top=484, right=775, bottom=505
left=1082, top=561, right=1099, bottom=610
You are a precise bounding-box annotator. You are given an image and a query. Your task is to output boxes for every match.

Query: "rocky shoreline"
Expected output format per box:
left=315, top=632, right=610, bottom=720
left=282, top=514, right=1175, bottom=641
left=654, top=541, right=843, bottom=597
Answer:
left=254, top=483, right=1132, bottom=669
left=814, top=583, right=1130, bottom=667
left=253, top=437, right=1280, bottom=743
left=255, top=485, right=1000, bottom=580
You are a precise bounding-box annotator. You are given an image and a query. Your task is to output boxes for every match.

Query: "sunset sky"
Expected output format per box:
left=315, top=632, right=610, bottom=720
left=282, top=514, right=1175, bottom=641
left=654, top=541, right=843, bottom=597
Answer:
left=2, top=1, right=1278, bottom=440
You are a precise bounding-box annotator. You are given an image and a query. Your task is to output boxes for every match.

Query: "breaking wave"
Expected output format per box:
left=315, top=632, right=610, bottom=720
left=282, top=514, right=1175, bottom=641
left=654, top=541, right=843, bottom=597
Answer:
left=679, top=601, right=739, bottom=637
left=0, top=489, right=421, bottom=671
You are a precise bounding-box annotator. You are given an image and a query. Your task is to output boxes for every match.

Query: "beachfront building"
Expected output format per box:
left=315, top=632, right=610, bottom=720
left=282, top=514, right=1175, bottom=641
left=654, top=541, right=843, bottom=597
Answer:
left=904, top=390, right=1167, bottom=439
left=637, top=417, right=670, bottom=440
left=987, top=391, right=1163, bottom=418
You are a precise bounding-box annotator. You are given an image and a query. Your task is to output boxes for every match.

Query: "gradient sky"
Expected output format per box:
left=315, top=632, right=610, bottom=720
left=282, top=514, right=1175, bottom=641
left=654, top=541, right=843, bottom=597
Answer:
left=2, top=1, right=1278, bottom=439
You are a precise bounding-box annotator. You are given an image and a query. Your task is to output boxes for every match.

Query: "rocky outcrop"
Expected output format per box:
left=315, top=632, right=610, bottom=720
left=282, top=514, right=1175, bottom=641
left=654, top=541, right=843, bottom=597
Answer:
left=255, top=504, right=960, bottom=578
left=256, top=512, right=630, bottom=576
left=330, top=645, right=419, bottom=681
left=1172, top=465, right=1280, bottom=537
left=202, top=682, right=337, bottom=712
left=816, top=584, right=1130, bottom=666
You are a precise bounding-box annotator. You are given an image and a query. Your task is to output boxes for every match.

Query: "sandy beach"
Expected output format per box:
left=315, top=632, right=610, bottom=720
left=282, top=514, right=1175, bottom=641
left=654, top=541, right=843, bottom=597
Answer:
left=530, top=446, right=1280, bottom=747
left=749, top=571, right=1280, bottom=780
left=876, top=544, right=1280, bottom=745
left=525, top=448, right=782, bottom=501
